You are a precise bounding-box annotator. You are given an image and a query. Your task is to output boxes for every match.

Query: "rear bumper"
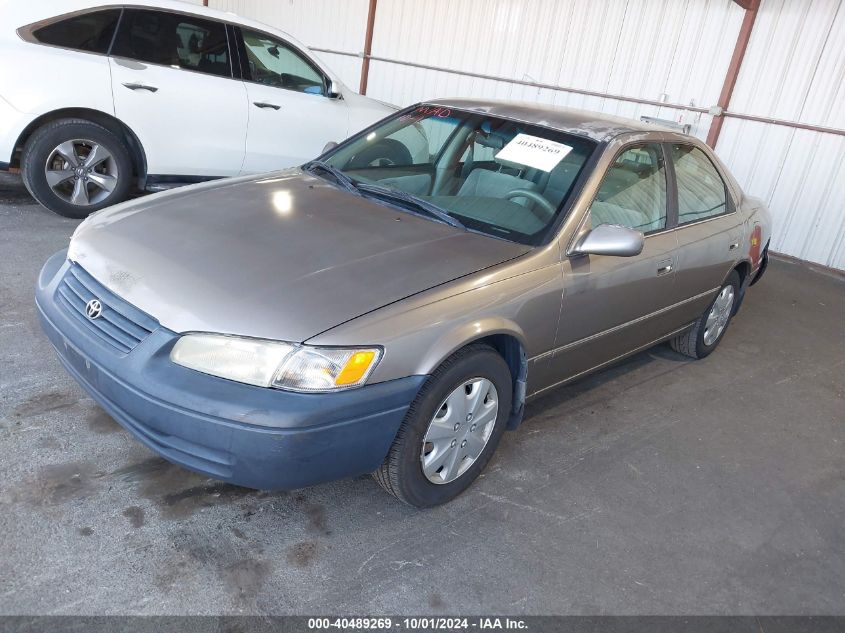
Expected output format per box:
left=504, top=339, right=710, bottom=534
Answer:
left=36, top=250, right=425, bottom=490
left=750, top=248, right=769, bottom=286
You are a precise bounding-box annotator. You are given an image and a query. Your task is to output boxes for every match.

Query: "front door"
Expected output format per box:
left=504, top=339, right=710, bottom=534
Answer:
left=235, top=27, right=349, bottom=173
left=547, top=143, right=680, bottom=389
left=109, top=9, right=248, bottom=177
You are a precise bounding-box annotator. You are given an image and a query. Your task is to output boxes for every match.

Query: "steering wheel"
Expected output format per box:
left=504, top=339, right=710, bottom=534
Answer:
left=503, top=189, right=557, bottom=218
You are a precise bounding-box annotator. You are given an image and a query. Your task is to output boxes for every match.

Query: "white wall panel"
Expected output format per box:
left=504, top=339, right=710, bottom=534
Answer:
left=715, top=0, right=845, bottom=269
left=717, top=118, right=845, bottom=270
left=729, top=0, right=845, bottom=127
left=364, top=0, right=744, bottom=141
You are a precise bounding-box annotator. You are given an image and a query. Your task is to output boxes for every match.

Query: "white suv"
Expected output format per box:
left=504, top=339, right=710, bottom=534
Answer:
left=0, top=0, right=395, bottom=217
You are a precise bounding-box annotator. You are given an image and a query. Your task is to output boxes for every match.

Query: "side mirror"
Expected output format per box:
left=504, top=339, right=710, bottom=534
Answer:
left=322, top=141, right=338, bottom=154
left=572, top=223, right=644, bottom=257
left=326, top=79, right=342, bottom=99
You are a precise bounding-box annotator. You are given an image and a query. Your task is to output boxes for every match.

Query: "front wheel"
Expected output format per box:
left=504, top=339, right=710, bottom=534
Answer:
left=670, top=270, right=740, bottom=359
left=374, top=344, right=512, bottom=507
left=21, top=118, right=133, bottom=218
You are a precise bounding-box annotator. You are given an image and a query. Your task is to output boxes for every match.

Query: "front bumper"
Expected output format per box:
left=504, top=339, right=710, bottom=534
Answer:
left=36, top=250, right=425, bottom=490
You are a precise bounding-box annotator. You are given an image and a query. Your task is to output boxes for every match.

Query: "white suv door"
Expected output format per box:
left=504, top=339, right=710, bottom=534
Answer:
left=109, top=9, right=248, bottom=177
left=235, top=27, right=350, bottom=174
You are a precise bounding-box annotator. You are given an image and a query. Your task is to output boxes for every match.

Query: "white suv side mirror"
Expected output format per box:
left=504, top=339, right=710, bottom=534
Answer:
left=326, top=79, right=342, bottom=99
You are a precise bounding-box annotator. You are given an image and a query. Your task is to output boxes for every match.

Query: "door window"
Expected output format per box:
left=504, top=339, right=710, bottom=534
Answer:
left=240, top=28, right=325, bottom=95
left=671, top=144, right=730, bottom=224
left=588, top=144, right=667, bottom=234
left=111, top=9, right=232, bottom=79
left=32, top=9, right=121, bottom=54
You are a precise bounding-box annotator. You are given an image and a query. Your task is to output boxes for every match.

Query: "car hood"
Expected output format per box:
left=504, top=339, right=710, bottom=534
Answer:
left=69, top=170, right=531, bottom=342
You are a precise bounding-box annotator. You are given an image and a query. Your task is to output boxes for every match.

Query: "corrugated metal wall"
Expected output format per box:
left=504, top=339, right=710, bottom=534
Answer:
left=715, top=0, right=845, bottom=269
left=201, top=0, right=845, bottom=270
left=366, top=0, right=743, bottom=142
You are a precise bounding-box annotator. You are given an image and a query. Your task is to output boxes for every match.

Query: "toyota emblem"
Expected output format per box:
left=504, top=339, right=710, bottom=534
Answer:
left=85, top=299, right=103, bottom=320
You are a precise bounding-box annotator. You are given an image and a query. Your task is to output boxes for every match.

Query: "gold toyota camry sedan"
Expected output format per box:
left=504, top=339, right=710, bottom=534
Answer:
left=37, top=99, right=772, bottom=506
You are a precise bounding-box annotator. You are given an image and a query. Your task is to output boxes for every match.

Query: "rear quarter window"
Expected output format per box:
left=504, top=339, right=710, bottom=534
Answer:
left=32, top=9, right=122, bottom=54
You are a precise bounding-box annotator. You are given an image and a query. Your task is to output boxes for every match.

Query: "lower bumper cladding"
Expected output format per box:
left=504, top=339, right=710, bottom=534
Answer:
left=36, top=251, right=425, bottom=490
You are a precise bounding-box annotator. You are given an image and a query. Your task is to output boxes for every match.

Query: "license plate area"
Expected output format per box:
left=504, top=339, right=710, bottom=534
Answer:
left=58, top=337, right=100, bottom=388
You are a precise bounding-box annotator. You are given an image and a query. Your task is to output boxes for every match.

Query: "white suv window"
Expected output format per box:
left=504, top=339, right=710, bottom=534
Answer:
left=240, top=28, right=325, bottom=95
left=111, top=9, right=232, bottom=79
left=32, top=9, right=121, bottom=54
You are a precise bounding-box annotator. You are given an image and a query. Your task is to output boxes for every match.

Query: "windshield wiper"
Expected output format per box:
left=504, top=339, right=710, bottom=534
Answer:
left=356, top=183, right=466, bottom=230
left=302, top=160, right=359, bottom=195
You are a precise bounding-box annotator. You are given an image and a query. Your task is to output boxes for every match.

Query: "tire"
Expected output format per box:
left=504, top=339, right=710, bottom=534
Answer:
left=670, top=270, right=741, bottom=359
left=21, top=118, right=133, bottom=218
left=347, top=139, right=413, bottom=169
left=374, top=344, right=512, bottom=507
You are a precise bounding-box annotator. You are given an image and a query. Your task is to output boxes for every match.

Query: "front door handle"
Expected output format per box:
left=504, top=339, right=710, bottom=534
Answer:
left=253, top=102, right=281, bottom=110
left=657, top=259, right=674, bottom=276
left=122, top=82, right=158, bottom=92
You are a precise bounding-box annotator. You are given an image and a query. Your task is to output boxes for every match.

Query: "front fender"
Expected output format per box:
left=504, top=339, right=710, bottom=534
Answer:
left=417, top=317, right=528, bottom=378
left=305, top=260, right=562, bottom=386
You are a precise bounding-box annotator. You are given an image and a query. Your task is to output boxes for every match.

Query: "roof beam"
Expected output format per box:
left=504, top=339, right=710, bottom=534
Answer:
left=359, top=0, right=378, bottom=95
left=707, top=2, right=759, bottom=147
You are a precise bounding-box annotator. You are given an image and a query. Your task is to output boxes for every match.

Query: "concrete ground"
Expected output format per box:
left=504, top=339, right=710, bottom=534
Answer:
left=1, top=172, right=843, bottom=615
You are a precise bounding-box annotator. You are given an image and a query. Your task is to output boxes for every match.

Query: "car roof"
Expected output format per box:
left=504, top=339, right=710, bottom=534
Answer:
left=426, top=98, right=676, bottom=143
left=8, top=0, right=316, bottom=66
left=17, top=0, right=274, bottom=31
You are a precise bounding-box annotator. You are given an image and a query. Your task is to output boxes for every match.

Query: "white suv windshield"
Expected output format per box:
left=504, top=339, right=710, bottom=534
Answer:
left=320, top=106, right=596, bottom=244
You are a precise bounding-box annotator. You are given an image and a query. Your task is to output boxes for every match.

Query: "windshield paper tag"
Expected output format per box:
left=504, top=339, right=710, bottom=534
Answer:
left=496, top=134, right=572, bottom=172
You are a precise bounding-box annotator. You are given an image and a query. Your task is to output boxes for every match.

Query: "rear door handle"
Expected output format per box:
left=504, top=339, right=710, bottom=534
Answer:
left=729, top=242, right=739, bottom=250
left=253, top=102, right=281, bottom=110
left=122, top=82, right=158, bottom=92
left=657, top=259, right=674, bottom=276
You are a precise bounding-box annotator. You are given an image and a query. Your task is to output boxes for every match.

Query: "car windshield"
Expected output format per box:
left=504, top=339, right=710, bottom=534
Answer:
left=318, top=105, right=597, bottom=245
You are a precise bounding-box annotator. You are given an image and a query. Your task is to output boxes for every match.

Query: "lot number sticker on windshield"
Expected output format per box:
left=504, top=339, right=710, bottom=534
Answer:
left=496, top=134, right=573, bottom=172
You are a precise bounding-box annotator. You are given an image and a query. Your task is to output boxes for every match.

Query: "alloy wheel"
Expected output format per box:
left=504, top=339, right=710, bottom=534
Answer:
left=703, top=285, right=735, bottom=346
left=44, top=139, right=118, bottom=206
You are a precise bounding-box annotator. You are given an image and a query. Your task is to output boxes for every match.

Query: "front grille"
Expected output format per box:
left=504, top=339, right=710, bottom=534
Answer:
left=56, top=264, right=158, bottom=354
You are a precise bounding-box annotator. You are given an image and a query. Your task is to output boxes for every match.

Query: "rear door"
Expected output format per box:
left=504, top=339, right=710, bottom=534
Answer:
left=546, top=142, right=680, bottom=388
left=666, top=143, right=746, bottom=323
left=8, top=8, right=119, bottom=118
left=234, top=26, right=349, bottom=173
left=109, top=9, right=248, bottom=177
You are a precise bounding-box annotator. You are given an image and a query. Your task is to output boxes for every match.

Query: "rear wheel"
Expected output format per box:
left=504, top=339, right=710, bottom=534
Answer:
left=670, top=270, right=740, bottom=359
left=21, top=118, right=133, bottom=218
left=374, top=344, right=512, bottom=507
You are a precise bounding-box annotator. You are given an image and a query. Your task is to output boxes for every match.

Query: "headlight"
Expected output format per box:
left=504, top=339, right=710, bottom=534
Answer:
left=272, top=346, right=381, bottom=392
left=170, top=333, right=381, bottom=392
left=170, top=334, right=295, bottom=388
